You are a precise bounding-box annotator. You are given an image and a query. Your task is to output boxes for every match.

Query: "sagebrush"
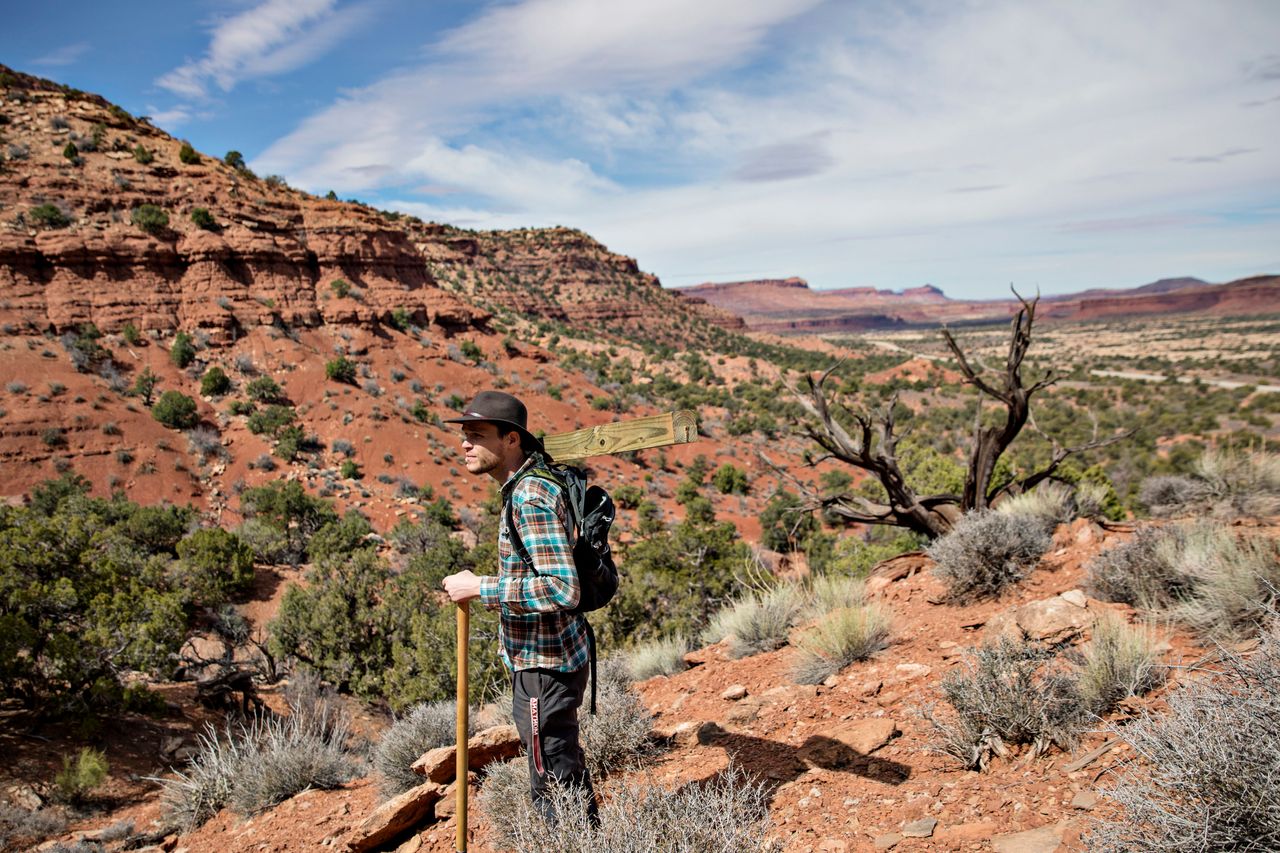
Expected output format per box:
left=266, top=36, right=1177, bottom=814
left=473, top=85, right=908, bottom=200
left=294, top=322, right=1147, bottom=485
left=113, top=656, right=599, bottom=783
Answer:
left=1087, top=618, right=1280, bottom=852
left=927, top=511, right=1051, bottom=602
left=372, top=699, right=468, bottom=797
left=480, top=761, right=777, bottom=853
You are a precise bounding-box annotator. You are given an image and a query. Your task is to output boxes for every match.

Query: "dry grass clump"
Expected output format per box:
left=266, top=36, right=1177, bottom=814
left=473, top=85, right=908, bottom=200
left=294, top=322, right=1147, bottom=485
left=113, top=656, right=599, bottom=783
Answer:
left=0, top=804, right=66, bottom=850
left=804, top=574, right=868, bottom=618
left=701, top=583, right=805, bottom=659
left=480, top=762, right=777, bottom=853
left=160, top=713, right=356, bottom=829
left=1075, top=613, right=1165, bottom=715
left=1140, top=448, right=1280, bottom=518
left=792, top=603, right=891, bottom=685
left=996, top=480, right=1076, bottom=532
left=928, top=511, right=1052, bottom=602
left=1087, top=522, right=1280, bottom=641
left=1086, top=618, right=1280, bottom=852
left=927, top=636, right=1085, bottom=771
left=372, top=699, right=466, bottom=797
left=625, top=635, right=690, bottom=681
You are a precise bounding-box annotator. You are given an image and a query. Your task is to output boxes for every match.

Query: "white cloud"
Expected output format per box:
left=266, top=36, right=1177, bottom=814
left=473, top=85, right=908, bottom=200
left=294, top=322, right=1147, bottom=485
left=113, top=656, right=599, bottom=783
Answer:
left=157, top=0, right=374, bottom=98
left=255, top=0, right=1280, bottom=296
left=31, top=42, right=90, bottom=67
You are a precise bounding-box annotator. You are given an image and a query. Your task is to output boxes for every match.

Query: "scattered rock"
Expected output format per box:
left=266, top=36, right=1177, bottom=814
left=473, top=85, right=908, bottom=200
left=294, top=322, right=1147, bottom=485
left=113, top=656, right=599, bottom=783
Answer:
left=652, top=720, right=702, bottom=747
left=833, top=718, right=899, bottom=755
left=1070, top=790, right=1100, bottom=810
left=817, top=839, right=848, bottom=853
left=347, top=781, right=444, bottom=853
left=873, top=832, right=902, bottom=849
left=411, top=725, right=520, bottom=784
left=987, top=595, right=1094, bottom=644
left=893, top=663, right=931, bottom=681
left=1060, top=589, right=1088, bottom=608
left=5, top=783, right=42, bottom=810
left=936, top=821, right=999, bottom=844
left=696, top=721, right=728, bottom=745
left=902, top=816, right=938, bottom=837
left=721, top=684, right=748, bottom=701
left=725, top=696, right=763, bottom=724
left=991, top=824, right=1063, bottom=853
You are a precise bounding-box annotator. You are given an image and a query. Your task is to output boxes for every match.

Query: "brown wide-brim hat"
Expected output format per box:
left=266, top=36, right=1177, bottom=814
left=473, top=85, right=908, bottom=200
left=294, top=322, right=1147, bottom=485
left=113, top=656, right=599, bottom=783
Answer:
left=443, top=390, right=545, bottom=456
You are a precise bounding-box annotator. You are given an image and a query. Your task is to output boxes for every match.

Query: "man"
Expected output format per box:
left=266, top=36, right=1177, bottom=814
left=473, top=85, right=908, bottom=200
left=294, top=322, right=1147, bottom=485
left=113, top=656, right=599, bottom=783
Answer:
left=441, top=390, right=596, bottom=823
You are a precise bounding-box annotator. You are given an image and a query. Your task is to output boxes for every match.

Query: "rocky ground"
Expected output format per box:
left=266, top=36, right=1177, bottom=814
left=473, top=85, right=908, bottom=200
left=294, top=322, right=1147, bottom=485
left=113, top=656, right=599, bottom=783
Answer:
left=8, top=514, right=1267, bottom=853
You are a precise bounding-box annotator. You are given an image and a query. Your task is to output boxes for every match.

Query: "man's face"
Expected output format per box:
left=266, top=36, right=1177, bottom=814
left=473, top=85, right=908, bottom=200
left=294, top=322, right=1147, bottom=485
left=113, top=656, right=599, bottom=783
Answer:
left=460, top=421, right=508, bottom=477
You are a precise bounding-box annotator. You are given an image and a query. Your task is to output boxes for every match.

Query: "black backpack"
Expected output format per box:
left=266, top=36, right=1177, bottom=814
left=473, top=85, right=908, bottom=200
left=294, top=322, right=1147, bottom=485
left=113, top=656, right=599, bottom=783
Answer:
left=505, top=461, right=617, bottom=712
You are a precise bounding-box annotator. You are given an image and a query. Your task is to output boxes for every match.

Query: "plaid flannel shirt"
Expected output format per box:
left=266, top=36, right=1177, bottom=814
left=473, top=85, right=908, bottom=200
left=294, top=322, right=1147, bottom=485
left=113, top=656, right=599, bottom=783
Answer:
left=478, top=454, right=590, bottom=673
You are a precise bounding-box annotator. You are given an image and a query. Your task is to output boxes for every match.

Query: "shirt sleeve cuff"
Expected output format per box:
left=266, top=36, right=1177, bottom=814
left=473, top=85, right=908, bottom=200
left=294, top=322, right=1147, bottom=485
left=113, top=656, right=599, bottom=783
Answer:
left=478, top=576, right=499, bottom=609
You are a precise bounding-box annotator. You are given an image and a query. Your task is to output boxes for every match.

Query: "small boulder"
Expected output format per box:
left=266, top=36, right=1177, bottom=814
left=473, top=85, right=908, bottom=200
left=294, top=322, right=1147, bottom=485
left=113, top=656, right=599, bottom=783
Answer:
left=411, top=725, right=520, bottom=784
left=721, top=684, right=748, bottom=701
left=347, top=781, right=444, bottom=853
left=991, top=824, right=1063, bottom=853
left=902, top=816, right=938, bottom=838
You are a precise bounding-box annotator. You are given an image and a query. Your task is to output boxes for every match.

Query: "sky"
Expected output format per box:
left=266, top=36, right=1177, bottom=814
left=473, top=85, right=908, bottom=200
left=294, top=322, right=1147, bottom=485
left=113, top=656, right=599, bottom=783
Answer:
left=4, top=0, right=1280, bottom=299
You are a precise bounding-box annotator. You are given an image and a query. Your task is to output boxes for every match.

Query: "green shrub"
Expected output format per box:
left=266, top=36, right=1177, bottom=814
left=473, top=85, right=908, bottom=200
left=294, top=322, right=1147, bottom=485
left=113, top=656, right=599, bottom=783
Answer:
left=228, top=399, right=255, bottom=416
left=927, top=511, right=1051, bottom=602
left=460, top=339, right=483, bottom=363
left=224, top=150, right=246, bottom=170
left=28, top=203, right=70, bottom=229
left=190, top=207, right=216, bottom=230
left=388, top=307, right=412, bottom=331
left=62, top=141, right=79, bottom=162
left=132, top=366, right=160, bottom=404
left=121, top=322, right=143, bottom=346
left=152, top=390, right=198, bottom=429
left=325, top=357, right=357, bottom=384
left=330, top=279, right=351, bottom=298
left=53, top=748, right=108, bottom=804
left=340, top=460, right=362, bottom=480
left=200, top=366, right=231, bottom=397
left=178, top=141, right=199, bottom=164
left=175, top=528, right=255, bottom=606
left=170, top=331, right=195, bottom=367
left=308, top=512, right=374, bottom=562
left=131, top=204, right=169, bottom=234
left=711, top=464, right=749, bottom=495
left=613, top=484, right=643, bottom=509
left=245, top=375, right=284, bottom=404
left=410, top=399, right=430, bottom=422
left=0, top=485, right=191, bottom=713
left=273, top=425, right=303, bottom=463
left=240, top=480, right=338, bottom=564
left=243, top=403, right=294, bottom=440
left=132, top=144, right=154, bottom=164
left=792, top=603, right=891, bottom=685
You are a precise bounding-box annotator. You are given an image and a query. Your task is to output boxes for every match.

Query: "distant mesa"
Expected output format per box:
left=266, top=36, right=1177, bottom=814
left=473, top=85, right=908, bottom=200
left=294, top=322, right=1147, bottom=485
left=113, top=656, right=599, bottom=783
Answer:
left=675, top=273, right=1278, bottom=334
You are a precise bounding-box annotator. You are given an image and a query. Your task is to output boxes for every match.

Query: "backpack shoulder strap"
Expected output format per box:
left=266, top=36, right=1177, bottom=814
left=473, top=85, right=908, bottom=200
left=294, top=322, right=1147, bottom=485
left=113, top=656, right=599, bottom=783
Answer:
left=503, top=463, right=571, bottom=571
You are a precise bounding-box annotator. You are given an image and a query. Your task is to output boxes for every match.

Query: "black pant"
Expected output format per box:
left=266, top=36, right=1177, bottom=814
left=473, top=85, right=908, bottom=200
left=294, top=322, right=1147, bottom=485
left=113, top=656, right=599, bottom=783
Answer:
left=512, top=666, right=597, bottom=823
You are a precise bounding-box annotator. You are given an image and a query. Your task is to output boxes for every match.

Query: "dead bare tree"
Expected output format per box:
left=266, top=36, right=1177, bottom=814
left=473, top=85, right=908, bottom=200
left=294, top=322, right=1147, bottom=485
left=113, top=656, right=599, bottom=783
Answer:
left=790, top=293, right=1131, bottom=540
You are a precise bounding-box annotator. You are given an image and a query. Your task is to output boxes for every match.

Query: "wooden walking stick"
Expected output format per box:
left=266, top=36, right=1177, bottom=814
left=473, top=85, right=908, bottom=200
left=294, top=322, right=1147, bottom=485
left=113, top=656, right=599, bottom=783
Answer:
left=456, top=600, right=469, bottom=853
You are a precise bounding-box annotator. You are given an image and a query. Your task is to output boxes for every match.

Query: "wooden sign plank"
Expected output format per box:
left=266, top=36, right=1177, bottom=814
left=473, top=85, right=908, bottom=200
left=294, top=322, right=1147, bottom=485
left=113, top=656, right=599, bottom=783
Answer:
left=543, top=410, right=698, bottom=462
